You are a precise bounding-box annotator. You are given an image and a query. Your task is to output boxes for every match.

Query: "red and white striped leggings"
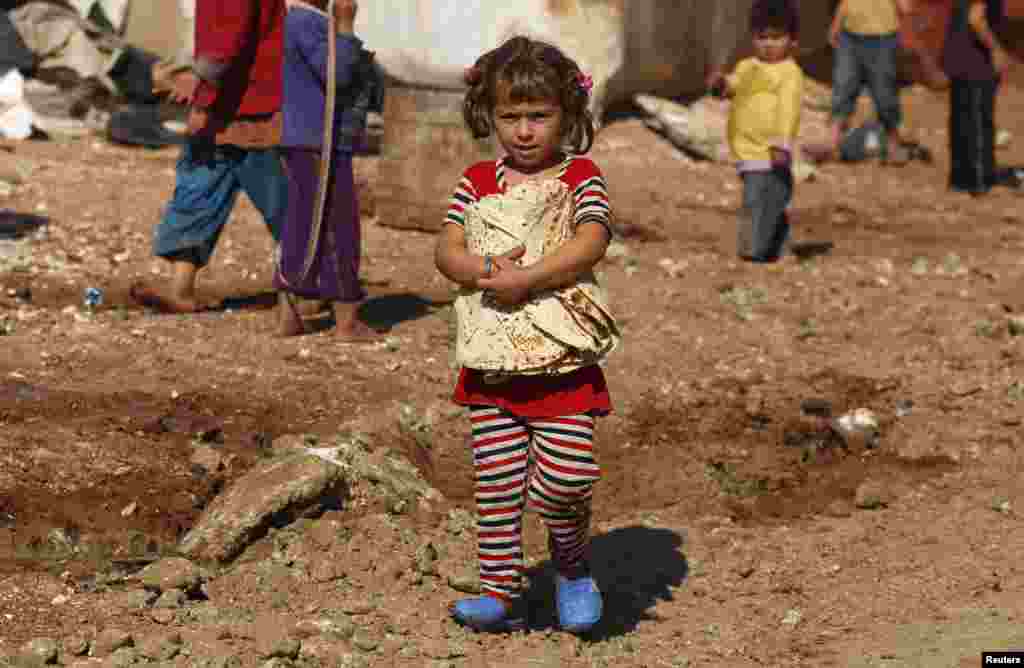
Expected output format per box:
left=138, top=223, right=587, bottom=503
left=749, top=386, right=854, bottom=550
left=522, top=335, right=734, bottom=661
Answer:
left=469, top=405, right=602, bottom=600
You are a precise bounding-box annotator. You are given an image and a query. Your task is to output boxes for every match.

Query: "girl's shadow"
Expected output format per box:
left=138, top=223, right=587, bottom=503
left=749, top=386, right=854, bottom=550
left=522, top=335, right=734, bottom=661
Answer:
left=521, top=525, right=689, bottom=640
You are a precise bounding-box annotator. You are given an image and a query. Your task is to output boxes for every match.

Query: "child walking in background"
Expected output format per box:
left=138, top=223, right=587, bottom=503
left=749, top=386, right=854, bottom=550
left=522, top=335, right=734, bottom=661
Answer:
left=274, top=0, right=383, bottom=338
left=942, top=0, right=1018, bottom=195
left=828, top=0, right=913, bottom=165
left=131, top=0, right=288, bottom=313
left=435, top=36, right=619, bottom=634
left=708, top=0, right=804, bottom=263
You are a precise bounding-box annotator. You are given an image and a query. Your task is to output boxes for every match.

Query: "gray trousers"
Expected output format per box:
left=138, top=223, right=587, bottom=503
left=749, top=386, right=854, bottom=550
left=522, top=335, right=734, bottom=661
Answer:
left=738, top=168, right=792, bottom=262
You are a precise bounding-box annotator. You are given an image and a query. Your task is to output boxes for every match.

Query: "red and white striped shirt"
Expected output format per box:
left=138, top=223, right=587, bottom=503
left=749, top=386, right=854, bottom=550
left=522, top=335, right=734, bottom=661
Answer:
left=445, top=155, right=612, bottom=236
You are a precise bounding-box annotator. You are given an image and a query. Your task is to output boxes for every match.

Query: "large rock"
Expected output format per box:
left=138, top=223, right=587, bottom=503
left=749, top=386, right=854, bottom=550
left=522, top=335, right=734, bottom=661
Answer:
left=179, top=454, right=347, bottom=563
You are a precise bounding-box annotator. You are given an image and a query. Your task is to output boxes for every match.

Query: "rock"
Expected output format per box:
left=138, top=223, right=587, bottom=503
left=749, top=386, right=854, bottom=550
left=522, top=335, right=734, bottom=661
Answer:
left=1008, top=316, right=1024, bottom=337
left=781, top=609, right=802, bottom=627
left=135, top=631, right=182, bottom=661
left=90, top=629, right=133, bottom=658
left=139, top=557, right=204, bottom=594
left=154, top=589, right=188, bottom=609
left=342, top=600, right=376, bottom=616
left=854, top=481, right=886, bottom=510
left=149, top=609, right=176, bottom=625
left=445, top=509, right=474, bottom=535
left=258, top=638, right=300, bottom=660
left=190, top=445, right=226, bottom=474
left=996, top=128, right=1012, bottom=148
left=415, top=542, right=439, bottom=576
left=831, top=408, right=880, bottom=450
left=292, top=616, right=355, bottom=640
left=447, top=572, right=481, bottom=594
left=337, top=653, right=372, bottom=668
left=103, top=647, right=139, bottom=668
left=20, top=638, right=58, bottom=664
left=115, top=588, right=158, bottom=609
left=307, top=437, right=442, bottom=514
left=635, top=94, right=727, bottom=162
left=422, top=640, right=467, bottom=660
left=60, top=634, right=90, bottom=658
left=800, top=398, right=832, bottom=418
left=179, top=454, right=348, bottom=563
left=351, top=631, right=379, bottom=653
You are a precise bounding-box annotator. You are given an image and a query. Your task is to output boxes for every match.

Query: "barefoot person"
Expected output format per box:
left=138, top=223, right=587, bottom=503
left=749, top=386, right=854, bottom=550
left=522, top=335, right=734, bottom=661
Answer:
left=131, top=0, right=288, bottom=313
left=273, top=0, right=382, bottom=339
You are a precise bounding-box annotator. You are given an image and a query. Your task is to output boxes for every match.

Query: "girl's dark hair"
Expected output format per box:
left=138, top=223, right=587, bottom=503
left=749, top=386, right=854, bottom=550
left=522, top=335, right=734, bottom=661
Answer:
left=750, top=0, right=800, bottom=38
left=463, top=36, right=596, bottom=154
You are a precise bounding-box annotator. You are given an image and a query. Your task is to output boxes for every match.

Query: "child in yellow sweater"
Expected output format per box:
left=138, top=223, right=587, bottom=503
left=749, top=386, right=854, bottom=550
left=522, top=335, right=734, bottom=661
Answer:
left=708, top=0, right=803, bottom=263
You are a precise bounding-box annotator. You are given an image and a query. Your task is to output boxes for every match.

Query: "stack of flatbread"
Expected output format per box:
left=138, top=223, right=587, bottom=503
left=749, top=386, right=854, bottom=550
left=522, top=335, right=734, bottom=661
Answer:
left=455, top=178, right=619, bottom=376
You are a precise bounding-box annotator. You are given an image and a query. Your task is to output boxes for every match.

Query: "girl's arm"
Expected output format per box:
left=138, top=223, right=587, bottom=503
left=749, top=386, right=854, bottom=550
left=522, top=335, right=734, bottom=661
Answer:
left=476, top=224, right=610, bottom=305
left=435, top=224, right=526, bottom=289
left=829, top=0, right=848, bottom=47
left=968, top=1, right=1012, bottom=73
left=296, top=11, right=365, bottom=90
left=772, top=67, right=804, bottom=164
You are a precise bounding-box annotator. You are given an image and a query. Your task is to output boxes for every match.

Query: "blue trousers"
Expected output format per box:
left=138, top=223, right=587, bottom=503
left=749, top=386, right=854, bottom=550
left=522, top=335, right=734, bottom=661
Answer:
left=832, top=31, right=903, bottom=132
left=738, top=168, right=792, bottom=262
left=153, top=142, right=287, bottom=267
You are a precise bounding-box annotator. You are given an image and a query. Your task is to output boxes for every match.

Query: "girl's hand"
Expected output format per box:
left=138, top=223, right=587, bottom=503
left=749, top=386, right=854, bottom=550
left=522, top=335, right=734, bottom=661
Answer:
left=770, top=147, right=791, bottom=168
left=992, top=47, right=1011, bottom=76
left=477, top=263, right=533, bottom=306
left=169, top=72, right=199, bottom=105
left=490, top=246, right=526, bottom=275
left=334, top=0, right=357, bottom=33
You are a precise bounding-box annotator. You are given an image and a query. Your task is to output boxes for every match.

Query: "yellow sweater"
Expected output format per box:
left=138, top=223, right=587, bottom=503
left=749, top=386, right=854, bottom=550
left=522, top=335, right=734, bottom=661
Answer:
left=842, top=0, right=899, bottom=36
left=726, top=57, right=804, bottom=168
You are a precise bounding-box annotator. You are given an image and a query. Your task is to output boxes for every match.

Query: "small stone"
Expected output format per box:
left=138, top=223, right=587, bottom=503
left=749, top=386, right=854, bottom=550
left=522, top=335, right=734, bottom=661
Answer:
left=154, top=589, right=188, bottom=609
left=781, top=609, right=802, bottom=627
left=352, top=631, right=379, bottom=653
left=800, top=398, right=832, bottom=418
left=105, top=647, right=139, bottom=667
left=447, top=573, right=481, bottom=594
left=992, top=498, right=1012, bottom=514
left=854, top=481, right=886, bottom=510
left=826, top=500, right=851, bottom=518
left=61, top=634, right=90, bottom=657
left=337, top=653, right=371, bottom=668
left=135, top=631, right=182, bottom=661
left=20, top=637, right=59, bottom=664
left=342, top=600, right=375, bottom=616
left=190, top=445, right=226, bottom=474
left=415, top=542, right=439, bottom=576
left=262, top=638, right=301, bottom=660
left=90, top=629, right=133, bottom=657
left=139, top=557, right=204, bottom=594
left=150, top=609, right=176, bottom=624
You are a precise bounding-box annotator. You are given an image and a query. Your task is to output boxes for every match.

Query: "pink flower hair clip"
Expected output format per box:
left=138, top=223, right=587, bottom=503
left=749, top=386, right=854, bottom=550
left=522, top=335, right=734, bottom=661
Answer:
left=576, top=72, right=593, bottom=95
left=463, top=66, right=483, bottom=86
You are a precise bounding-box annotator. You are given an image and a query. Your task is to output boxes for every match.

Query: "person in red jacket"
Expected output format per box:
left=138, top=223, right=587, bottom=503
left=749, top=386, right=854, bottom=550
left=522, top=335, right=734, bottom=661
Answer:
left=131, top=0, right=288, bottom=313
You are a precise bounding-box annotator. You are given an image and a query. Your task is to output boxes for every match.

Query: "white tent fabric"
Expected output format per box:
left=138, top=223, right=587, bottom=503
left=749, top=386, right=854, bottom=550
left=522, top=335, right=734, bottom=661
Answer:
left=0, top=69, right=34, bottom=139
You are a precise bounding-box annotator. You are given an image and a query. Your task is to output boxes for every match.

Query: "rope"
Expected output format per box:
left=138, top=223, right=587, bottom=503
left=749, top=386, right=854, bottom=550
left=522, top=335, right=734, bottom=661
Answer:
left=298, top=0, right=337, bottom=284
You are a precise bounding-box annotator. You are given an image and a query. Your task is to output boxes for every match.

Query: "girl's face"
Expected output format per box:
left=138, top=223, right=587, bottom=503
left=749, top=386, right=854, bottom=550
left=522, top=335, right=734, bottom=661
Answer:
left=492, top=88, right=565, bottom=173
left=752, top=28, right=794, bottom=64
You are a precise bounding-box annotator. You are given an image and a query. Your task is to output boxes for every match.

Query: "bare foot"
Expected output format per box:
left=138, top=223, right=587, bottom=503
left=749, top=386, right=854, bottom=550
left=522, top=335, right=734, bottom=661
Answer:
left=130, top=282, right=206, bottom=313
left=335, top=319, right=383, bottom=342
left=276, top=292, right=307, bottom=338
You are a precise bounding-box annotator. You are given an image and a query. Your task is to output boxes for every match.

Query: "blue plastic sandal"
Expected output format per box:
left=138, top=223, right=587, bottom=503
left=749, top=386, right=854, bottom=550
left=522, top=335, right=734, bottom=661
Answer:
left=556, top=573, right=602, bottom=633
left=450, top=596, right=525, bottom=632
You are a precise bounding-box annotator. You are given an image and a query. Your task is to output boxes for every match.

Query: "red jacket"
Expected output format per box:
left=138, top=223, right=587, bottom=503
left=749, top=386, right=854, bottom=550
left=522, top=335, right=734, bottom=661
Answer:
left=193, top=0, right=285, bottom=117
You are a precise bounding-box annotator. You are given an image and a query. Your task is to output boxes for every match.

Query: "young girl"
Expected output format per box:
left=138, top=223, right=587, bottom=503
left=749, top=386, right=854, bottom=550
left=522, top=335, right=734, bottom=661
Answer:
left=274, top=0, right=382, bottom=339
left=434, top=36, right=619, bottom=634
left=707, top=0, right=804, bottom=263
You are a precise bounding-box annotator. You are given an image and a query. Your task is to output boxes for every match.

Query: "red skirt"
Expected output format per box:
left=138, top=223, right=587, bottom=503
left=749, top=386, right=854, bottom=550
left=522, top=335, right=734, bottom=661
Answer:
left=452, top=365, right=612, bottom=418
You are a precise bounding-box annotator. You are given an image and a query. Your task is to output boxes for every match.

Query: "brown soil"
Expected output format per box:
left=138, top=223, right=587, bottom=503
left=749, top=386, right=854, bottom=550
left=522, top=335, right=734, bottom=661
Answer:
left=1, top=79, right=1023, bottom=666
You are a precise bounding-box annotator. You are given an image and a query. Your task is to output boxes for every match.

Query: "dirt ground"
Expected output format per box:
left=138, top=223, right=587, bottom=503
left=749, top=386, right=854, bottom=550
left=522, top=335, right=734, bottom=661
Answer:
left=1, top=74, right=1023, bottom=667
